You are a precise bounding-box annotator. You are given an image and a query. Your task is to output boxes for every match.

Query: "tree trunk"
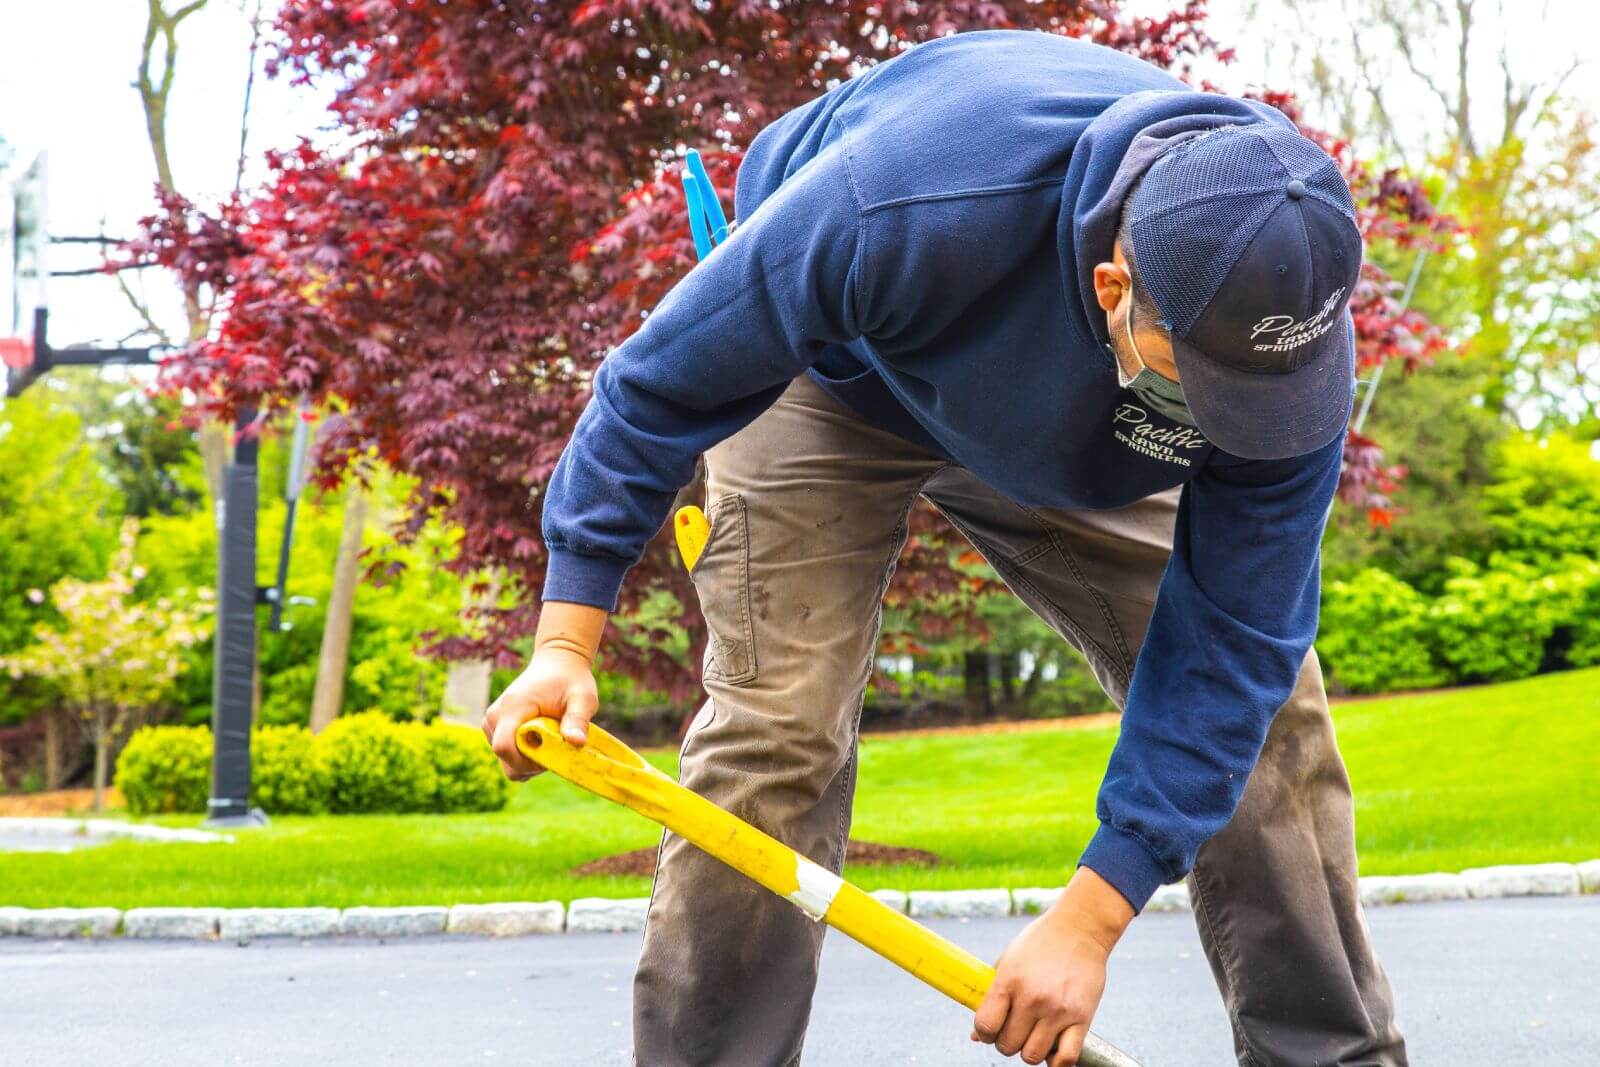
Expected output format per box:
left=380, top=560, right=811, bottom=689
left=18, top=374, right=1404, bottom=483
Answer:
left=310, top=484, right=367, bottom=733
left=92, top=723, right=109, bottom=814
left=200, top=424, right=227, bottom=516
left=998, top=653, right=1018, bottom=704
left=43, top=709, right=63, bottom=791
left=441, top=660, right=492, bottom=726
left=441, top=572, right=501, bottom=727
left=134, top=0, right=225, bottom=505
left=962, top=653, right=993, bottom=716
left=1021, top=659, right=1045, bottom=703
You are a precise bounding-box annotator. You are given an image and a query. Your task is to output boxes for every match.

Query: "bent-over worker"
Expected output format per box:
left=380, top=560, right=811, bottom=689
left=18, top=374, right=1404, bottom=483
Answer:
left=486, top=29, right=1405, bottom=1067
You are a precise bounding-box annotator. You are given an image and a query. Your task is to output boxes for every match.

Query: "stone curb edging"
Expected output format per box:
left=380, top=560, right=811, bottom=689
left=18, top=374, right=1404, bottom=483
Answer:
left=125, top=907, right=226, bottom=939
left=3, top=859, right=1595, bottom=940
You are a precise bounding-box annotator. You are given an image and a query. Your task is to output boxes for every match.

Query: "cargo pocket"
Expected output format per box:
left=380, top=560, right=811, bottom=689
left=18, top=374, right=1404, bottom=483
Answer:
left=690, top=492, right=758, bottom=686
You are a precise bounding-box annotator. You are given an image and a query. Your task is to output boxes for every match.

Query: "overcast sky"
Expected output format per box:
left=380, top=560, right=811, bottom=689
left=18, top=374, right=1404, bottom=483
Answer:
left=0, top=0, right=322, bottom=351
left=1, top=1, right=1594, bottom=354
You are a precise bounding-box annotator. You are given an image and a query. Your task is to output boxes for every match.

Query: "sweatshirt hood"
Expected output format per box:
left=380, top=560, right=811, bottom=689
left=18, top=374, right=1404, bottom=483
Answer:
left=1060, top=89, right=1300, bottom=346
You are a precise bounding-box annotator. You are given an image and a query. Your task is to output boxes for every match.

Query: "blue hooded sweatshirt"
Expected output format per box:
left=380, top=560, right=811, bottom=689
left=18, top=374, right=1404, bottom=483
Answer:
left=539, top=30, right=1346, bottom=912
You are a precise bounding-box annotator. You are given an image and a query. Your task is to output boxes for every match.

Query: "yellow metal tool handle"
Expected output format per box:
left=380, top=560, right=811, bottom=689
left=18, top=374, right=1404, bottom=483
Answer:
left=515, top=719, right=1140, bottom=1067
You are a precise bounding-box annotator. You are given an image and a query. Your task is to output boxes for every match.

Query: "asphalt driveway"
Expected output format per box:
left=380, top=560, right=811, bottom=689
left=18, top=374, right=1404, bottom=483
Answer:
left=1, top=897, right=1594, bottom=1064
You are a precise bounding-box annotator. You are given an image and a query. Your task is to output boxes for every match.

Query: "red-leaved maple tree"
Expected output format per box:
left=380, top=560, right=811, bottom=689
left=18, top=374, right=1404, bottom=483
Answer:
left=128, top=0, right=1451, bottom=696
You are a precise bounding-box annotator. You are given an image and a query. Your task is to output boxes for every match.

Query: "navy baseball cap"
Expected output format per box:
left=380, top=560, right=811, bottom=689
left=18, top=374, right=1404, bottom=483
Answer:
left=1127, top=124, right=1363, bottom=460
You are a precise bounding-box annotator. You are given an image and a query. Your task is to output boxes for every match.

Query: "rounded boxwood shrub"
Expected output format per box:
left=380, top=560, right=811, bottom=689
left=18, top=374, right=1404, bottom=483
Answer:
left=1318, top=569, right=1451, bottom=694
left=315, top=711, right=438, bottom=814
left=1427, top=557, right=1585, bottom=684
left=1563, top=560, right=1600, bottom=668
left=117, top=725, right=211, bottom=815
left=251, top=724, right=328, bottom=815
left=119, top=714, right=507, bottom=816
left=422, top=722, right=509, bottom=813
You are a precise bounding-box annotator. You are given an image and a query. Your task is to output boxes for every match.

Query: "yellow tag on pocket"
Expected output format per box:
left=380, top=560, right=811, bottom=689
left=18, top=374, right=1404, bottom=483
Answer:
left=674, top=505, right=711, bottom=571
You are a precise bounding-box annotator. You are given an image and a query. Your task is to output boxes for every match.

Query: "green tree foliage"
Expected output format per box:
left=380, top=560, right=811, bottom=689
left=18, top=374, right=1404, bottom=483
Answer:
left=877, top=569, right=1114, bottom=720
left=0, top=520, right=212, bottom=807
left=1261, top=0, right=1600, bottom=434
left=134, top=427, right=475, bottom=726
left=1478, top=435, right=1600, bottom=568
left=1437, top=110, right=1600, bottom=430
left=1323, top=348, right=1508, bottom=593
left=57, top=374, right=205, bottom=518
left=0, top=392, right=122, bottom=724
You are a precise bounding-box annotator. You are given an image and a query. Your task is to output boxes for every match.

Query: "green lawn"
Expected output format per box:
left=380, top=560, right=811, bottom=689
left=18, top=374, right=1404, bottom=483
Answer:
left=3, top=668, right=1597, bottom=907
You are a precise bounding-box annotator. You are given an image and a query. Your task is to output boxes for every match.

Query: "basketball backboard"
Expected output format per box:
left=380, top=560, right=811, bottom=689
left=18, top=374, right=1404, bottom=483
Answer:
left=1, top=150, right=48, bottom=398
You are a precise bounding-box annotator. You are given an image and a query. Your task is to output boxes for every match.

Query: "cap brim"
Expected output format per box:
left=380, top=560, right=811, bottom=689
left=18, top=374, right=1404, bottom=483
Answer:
left=1172, top=312, right=1355, bottom=461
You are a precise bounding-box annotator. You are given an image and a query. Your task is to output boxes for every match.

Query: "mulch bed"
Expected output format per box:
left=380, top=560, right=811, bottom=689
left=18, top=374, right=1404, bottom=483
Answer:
left=0, top=788, right=119, bottom=817
left=575, top=838, right=940, bottom=877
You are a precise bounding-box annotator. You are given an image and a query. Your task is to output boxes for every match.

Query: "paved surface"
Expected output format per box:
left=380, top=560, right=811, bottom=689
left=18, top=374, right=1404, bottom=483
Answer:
left=0, top=898, right=1594, bottom=1065
left=0, top=831, right=102, bottom=852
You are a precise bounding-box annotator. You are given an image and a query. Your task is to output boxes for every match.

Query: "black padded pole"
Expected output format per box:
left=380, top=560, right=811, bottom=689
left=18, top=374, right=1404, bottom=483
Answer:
left=206, top=408, right=266, bottom=826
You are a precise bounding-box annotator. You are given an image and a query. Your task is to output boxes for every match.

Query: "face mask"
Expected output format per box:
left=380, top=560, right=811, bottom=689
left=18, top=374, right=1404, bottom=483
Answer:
left=1116, top=301, right=1196, bottom=427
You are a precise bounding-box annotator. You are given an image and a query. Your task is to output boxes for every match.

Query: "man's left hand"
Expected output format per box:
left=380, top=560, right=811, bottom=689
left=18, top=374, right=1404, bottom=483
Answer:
left=971, top=867, right=1134, bottom=1066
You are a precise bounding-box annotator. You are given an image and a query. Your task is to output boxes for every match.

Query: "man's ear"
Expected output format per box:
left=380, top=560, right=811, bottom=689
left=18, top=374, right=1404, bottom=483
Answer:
left=1093, top=260, right=1131, bottom=314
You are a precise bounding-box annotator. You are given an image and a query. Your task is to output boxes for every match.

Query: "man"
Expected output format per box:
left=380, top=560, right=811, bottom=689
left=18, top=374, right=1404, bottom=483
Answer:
left=485, top=29, right=1406, bottom=1067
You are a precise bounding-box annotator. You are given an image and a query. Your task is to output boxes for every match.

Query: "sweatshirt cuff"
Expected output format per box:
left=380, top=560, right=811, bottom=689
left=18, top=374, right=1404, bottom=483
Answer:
left=541, top=547, right=632, bottom=611
left=1078, top=822, right=1172, bottom=914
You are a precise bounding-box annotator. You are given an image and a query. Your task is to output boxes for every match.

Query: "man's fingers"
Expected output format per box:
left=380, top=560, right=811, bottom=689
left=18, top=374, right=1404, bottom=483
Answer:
left=1048, top=1024, right=1088, bottom=1067
left=491, top=709, right=538, bottom=778
left=495, top=754, right=536, bottom=782
left=1020, top=1017, right=1063, bottom=1065
left=971, top=988, right=1010, bottom=1044
left=561, top=685, right=599, bottom=745
left=994, top=1001, right=1036, bottom=1058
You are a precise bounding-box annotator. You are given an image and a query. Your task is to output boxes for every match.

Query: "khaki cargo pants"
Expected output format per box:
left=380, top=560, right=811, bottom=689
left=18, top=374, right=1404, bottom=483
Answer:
left=633, top=376, right=1406, bottom=1066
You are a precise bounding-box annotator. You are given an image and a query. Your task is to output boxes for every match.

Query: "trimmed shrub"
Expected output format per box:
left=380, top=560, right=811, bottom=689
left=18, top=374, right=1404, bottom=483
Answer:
left=315, top=712, right=438, bottom=814
left=117, top=715, right=509, bottom=816
left=1318, top=569, right=1452, bottom=694
left=1550, top=557, right=1600, bottom=669
left=1426, top=557, right=1585, bottom=684
left=251, top=724, right=328, bottom=815
left=423, top=722, right=510, bottom=813
left=117, top=725, right=212, bottom=815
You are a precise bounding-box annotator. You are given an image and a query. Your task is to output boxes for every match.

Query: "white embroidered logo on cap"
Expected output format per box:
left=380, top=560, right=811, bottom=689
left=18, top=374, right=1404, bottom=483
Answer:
left=1249, top=287, right=1346, bottom=353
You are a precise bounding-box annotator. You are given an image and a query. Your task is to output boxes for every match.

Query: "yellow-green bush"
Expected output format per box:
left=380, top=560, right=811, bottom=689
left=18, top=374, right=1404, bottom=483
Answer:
left=422, top=722, right=510, bottom=813
left=316, top=712, right=438, bottom=814
left=116, top=725, right=212, bottom=815
left=1427, top=557, right=1590, bottom=684
left=1318, top=569, right=1451, bottom=694
left=251, top=724, right=328, bottom=814
left=116, top=715, right=509, bottom=816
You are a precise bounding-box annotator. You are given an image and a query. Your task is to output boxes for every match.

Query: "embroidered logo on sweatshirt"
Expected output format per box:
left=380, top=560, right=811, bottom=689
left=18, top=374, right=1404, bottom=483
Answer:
left=1111, top=404, right=1207, bottom=467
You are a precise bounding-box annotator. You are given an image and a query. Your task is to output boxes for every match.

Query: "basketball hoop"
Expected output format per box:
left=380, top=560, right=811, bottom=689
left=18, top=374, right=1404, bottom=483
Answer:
left=0, top=335, right=31, bottom=370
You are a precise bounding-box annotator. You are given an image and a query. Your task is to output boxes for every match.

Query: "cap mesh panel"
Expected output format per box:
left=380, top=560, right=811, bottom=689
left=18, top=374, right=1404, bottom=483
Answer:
left=1258, top=131, right=1358, bottom=220
left=1129, top=127, right=1357, bottom=336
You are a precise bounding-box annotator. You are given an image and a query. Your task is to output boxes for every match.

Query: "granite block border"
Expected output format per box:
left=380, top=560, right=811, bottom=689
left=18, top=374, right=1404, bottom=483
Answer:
left=2, top=860, right=1594, bottom=940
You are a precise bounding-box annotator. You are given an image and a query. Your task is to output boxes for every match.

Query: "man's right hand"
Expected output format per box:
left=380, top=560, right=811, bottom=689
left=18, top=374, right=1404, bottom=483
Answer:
left=483, top=601, right=608, bottom=780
